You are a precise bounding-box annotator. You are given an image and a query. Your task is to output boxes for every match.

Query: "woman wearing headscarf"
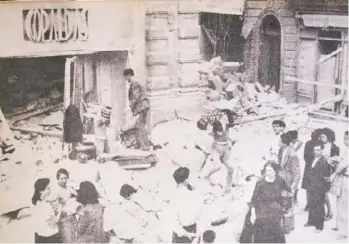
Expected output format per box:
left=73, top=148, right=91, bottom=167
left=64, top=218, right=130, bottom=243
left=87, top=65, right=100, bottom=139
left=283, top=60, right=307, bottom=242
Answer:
left=32, top=178, right=61, bottom=243
left=76, top=181, right=107, bottom=243
left=250, top=161, right=291, bottom=243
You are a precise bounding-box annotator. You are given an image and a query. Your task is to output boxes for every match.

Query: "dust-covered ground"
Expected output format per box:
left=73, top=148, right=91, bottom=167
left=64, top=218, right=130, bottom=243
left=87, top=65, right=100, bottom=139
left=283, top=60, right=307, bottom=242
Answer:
left=0, top=115, right=347, bottom=243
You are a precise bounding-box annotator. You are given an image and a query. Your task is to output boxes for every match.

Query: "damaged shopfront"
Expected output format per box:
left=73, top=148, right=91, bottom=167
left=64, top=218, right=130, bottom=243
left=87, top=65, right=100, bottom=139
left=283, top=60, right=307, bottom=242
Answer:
left=0, top=1, right=140, bottom=137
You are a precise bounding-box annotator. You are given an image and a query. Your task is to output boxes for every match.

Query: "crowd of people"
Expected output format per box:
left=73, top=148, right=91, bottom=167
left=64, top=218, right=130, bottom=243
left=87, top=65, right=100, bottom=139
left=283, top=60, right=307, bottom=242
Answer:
left=248, top=120, right=348, bottom=243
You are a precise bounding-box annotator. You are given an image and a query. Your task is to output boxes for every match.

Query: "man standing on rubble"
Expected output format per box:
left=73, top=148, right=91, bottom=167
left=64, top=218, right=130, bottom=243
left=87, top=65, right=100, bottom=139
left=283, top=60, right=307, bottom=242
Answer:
left=278, top=132, right=301, bottom=232
left=123, top=68, right=151, bottom=151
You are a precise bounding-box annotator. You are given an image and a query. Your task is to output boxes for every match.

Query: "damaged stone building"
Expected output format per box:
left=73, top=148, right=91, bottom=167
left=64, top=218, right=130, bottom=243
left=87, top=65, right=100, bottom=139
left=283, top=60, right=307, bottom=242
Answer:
left=0, top=0, right=348, bottom=136
left=242, top=0, right=348, bottom=116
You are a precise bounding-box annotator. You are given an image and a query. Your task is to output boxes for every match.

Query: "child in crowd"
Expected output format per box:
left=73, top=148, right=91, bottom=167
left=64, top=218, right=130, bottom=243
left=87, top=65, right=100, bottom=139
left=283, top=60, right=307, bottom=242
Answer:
left=95, top=106, right=111, bottom=159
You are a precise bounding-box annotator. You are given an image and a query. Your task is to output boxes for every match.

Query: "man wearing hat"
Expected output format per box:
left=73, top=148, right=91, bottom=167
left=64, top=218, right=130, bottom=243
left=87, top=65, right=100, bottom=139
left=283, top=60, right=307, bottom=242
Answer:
left=95, top=106, right=111, bottom=158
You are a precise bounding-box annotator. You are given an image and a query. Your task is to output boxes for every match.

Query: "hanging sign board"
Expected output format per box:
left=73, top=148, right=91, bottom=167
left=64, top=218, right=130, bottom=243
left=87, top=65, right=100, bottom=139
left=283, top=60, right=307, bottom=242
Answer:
left=0, top=1, right=134, bottom=57
left=22, top=8, right=89, bottom=44
left=199, top=0, right=246, bottom=15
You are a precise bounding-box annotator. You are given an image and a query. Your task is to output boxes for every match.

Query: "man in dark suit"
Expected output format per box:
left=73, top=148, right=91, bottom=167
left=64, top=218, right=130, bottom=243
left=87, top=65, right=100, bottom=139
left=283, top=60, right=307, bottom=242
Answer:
left=304, top=143, right=331, bottom=233
left=278, top=132, right=301, bottom=231
left=302, top=129, right=322, bottom=211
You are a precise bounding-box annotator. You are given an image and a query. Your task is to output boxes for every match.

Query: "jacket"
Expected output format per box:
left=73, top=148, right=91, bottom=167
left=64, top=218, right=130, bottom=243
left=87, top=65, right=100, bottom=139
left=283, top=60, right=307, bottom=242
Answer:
left=278, top=147, right=301, bottom=191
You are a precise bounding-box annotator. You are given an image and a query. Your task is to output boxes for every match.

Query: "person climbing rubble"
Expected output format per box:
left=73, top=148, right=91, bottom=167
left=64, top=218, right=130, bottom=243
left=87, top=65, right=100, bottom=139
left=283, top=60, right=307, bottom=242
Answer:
left=197, top=110, right=235, bottom=194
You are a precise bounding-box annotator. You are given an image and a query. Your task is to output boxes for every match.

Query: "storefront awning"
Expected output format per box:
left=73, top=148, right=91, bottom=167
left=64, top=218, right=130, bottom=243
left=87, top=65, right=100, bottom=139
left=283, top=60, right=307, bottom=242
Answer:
left=300, top=14, right=348, bottom=28
left=199, top=0, right=246, bottom=16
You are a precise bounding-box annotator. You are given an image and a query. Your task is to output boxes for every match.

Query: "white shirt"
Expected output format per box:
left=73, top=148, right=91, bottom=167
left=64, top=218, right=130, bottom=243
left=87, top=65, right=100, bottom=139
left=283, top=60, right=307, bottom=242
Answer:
left=312, top=157, right=321, bottom=168
left=172, top=185, right=203, bottom=227
left=322, top=143, right=332, bottom=158
left=34, top=201, right=58, bottom=237
left=270, top=134, right=281, bottom=158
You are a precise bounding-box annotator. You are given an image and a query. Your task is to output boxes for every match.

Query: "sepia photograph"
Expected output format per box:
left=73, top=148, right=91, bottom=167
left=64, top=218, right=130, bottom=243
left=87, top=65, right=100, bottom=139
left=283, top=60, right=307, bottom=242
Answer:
left=0, top=0, right=348, bottom=243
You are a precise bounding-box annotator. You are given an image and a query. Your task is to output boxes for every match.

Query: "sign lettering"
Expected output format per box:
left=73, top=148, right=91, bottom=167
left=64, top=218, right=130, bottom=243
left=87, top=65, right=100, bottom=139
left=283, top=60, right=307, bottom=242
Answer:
left=23, top=8, right=89, bottom=43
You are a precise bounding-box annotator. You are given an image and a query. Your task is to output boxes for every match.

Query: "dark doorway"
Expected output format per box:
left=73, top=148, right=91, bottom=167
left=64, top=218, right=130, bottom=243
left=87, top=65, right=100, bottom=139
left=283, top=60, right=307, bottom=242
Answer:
left=258, top=15, right=281, bottom=91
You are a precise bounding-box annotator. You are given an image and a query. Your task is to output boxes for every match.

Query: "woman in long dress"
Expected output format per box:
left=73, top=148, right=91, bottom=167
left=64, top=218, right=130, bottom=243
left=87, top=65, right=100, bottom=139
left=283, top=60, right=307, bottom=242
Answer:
left=250, top=161, right=291, bottom=243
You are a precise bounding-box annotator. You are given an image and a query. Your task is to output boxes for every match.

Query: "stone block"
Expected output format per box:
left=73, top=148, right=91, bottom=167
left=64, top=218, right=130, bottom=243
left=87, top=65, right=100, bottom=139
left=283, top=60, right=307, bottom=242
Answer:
left=178, top=13, right=199, bottom=27
left=146, top=39, right=168, bottom=52
left=178, top=38, right=199, bottom=50
left=146, top=13, right=168, bottom=29
left=178, top=27, right=200, bottom=39
left=145, top=28, right=168, bottom=41
left=246, top=1, right=267, bottom=10
left=282, top=17, right=297, bottom=26
left=178, top=62, right=198, bottom=74
left=245, top=9, right=262, bottom=17
left=284, top=50, right=296, bottom=60
left=283, top=66, right=297, bottom=76
left=177, top=72, right=200, bottom=88
left=279, top=9, right=294, bottom=17
left=146, top=1, right=176, bottom=14
left=146, top=52, right=169, bottom=66
left=271, top=0, right=291, bottom=9
left=284, top=42, right=297, bottom=51
left=177, top=1, right=200, bottom=14
left=284, top=34, right=298, bottom=43
left=146, top=76, right=175, bottom=91
left=283, top=58, right=297, bottom=68
left=177, top=50, right=200, bottom=63
left=284, top=25, right=297, bottom=34
left=147, top=64, right=169, bottom=77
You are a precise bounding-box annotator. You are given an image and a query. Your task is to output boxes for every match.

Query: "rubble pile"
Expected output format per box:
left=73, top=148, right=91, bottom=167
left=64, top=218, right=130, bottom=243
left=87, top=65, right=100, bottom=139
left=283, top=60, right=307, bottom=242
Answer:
left=199, top=57, right=310, bottom=125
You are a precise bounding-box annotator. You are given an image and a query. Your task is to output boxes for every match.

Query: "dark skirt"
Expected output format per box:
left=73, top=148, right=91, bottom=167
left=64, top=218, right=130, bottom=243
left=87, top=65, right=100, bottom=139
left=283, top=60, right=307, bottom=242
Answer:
left=172, top=223, right=197, bottom=243
left=253, top=217, right=285, bottom=243
left=35, top=233, right=60, bottom=243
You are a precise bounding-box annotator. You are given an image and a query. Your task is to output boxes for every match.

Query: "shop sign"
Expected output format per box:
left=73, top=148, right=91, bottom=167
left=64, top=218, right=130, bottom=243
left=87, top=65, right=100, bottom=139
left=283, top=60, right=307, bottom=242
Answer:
left=22, top=8, right=89, bottom=43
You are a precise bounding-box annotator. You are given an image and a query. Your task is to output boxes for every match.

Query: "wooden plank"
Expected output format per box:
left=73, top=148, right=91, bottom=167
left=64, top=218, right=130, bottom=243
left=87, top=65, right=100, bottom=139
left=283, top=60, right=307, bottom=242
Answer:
left=237, top=94, right=344, bottom=124
left=9, top=126, right=62, bottom=138
left=318, top=48, right=343, bottom=64
left=285, top=76, right=348, bottom=90
left=10, top=104, right=62, bottom=126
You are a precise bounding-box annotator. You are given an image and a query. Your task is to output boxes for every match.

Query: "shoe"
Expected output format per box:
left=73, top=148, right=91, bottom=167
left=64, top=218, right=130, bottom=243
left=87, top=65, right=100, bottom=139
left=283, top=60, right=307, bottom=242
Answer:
left=314, top=229, right=323, bottom=233
left=332, top=227, right=338, bottom=231
left=304, top=223, right=312, bottom=227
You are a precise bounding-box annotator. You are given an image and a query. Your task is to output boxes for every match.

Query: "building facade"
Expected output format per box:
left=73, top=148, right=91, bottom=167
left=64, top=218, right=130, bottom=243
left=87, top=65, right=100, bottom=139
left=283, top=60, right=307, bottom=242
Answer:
left=243, top=0, right=348, bottom=113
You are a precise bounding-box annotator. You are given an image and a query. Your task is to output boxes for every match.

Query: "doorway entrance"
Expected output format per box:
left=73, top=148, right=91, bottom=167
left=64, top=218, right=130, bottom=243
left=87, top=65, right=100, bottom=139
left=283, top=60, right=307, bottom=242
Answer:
left=258, top=15, right=281, bottom=92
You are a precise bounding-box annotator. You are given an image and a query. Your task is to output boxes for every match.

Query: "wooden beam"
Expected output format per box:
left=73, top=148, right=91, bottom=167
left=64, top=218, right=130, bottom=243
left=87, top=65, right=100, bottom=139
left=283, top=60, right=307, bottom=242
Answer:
left=9, top=126, right=62, bottom=138
left=318, top=48, right=342, bottom=64
left=10, top=104, right=62, bottom=126
left=285, top=76, right=348, bottom=90
left=237, top=94, right=344, bottom=124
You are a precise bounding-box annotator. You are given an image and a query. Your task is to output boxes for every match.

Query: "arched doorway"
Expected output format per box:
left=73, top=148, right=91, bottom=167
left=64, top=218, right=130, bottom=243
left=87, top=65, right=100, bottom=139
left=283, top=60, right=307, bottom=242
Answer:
left=258, top=15, right=281, bottom=92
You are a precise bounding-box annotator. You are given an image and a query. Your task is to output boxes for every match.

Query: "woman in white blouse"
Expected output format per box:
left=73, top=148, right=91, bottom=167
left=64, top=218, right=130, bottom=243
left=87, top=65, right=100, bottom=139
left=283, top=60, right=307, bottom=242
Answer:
left=32, top=178, right=61, bottom=243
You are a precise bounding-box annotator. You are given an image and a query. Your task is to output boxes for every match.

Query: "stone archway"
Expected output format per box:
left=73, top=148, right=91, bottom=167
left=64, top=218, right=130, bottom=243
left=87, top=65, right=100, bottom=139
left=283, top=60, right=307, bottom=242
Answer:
left=257, top=14, right=282, bottom=92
